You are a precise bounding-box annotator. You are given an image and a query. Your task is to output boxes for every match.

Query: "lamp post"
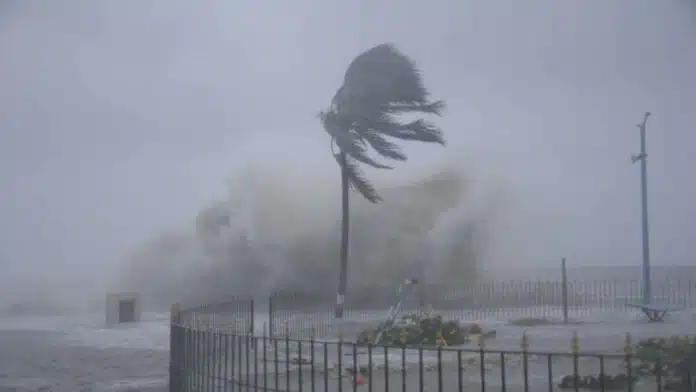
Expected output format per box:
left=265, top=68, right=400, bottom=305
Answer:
left=631, top=112, right=652, bottom=305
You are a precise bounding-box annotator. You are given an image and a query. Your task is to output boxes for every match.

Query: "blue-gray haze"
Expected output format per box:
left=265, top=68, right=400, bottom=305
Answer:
left=1, top=0, right=695, bottom=311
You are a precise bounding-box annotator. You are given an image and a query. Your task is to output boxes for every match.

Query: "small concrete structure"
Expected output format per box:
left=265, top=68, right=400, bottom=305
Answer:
left=105, top=292, right=141, bottom=325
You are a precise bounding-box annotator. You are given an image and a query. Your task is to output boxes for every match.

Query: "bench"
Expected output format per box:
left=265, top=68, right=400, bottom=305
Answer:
left=626, top=303, right=684, bottom=322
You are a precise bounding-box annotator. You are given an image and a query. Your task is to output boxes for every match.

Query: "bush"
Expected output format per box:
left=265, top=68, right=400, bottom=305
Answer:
left=356, top=313, right=471, bottom=346
left=631, top=336, right=696, bottom=391
left=556, top=336, right=696, bottom=392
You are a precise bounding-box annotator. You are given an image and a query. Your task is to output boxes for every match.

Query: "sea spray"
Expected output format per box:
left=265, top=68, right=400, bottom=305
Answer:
left=117, top=162, right=502, bottom=308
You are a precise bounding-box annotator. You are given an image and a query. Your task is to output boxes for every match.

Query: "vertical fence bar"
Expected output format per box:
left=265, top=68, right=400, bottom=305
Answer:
left=298, top=339, right=304, bottom=391
left=262, top=326, right=268, bottom=392
left=437, top=345, right=444, bottom=392
left=599, top=355, right=605, bottom=392
left=338, top=333, right=344, bottom=392
left=384, top=346, right=389, bottom=392
left=479, top=335, right=486, bottom=392
left=546, top=354, right=553, bottom=392
left=169, top=304, right=181, bottom=392
left=229, top=331, right=236, bottom=392
left=311, top=334, right=316, bottom=392
left=561, top=258, right=569, bottom=324
left=625, top=333, right=634, bottom=392
left=198, top=328, right=203, bottom=391
left=400, top=343, right=406, bottom=392
left=237, top=334, right=242, bottom=392
left=205, top=329, right=211, bottom=392
left=253, top=333, right=258, bottom=391
left=323, top=341, right=329, bottom=392
left=249, top=298, right=255, bottom=338
left=522, top=332, right=529, bottom=392
left=419, top=347, right=424, bottom=392
left=268, top=293, right=275, bottom=339
left=224, top=332, right=230, bottom=392
left=274, top=337, right=280, bottom=392
left=458, top=350, right=463, bottom=392
left=285, top=332, right=290, bottom=392
left=572, top=332, right=580, bottom=392
left=499, top=352, right=506, bottom=392
left=245, top=331, right=250, bottom=392
left=368, top=344, right=373, bottom=392
left=213, top=330, right=219, bottom=392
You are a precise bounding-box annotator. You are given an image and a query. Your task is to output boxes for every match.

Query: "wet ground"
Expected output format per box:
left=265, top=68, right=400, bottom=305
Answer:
left=0, top=313, right=170, bottom=392
left=1, top=308, right=694, bottom=392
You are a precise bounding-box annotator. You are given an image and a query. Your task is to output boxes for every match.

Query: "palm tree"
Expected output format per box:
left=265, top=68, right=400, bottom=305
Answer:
left=320, top=43, right=446, bottom=318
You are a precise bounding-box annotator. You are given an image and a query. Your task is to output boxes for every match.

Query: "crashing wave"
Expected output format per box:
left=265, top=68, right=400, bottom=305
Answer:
left=117, top=163, right=500, bottom=309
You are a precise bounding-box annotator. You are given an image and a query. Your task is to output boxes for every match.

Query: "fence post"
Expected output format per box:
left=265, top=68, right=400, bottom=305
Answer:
left=249, top=297, right=255, bottom=336
left=561, top=257, right=569, bottom=324
left=169, top=303, right=181, bottom=392
left=268, top=293, right=275, bottom=339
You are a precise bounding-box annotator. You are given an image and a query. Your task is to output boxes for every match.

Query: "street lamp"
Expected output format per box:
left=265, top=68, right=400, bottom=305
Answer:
left=631, top=112, right=652, bottom=305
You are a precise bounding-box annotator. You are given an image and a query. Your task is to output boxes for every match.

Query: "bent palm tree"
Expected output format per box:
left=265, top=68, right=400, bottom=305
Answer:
left=320, top=43, right=446, bottom=318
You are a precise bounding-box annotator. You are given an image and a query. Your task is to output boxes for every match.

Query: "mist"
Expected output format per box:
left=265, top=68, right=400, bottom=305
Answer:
left=1, top=0, right=694, bottom=313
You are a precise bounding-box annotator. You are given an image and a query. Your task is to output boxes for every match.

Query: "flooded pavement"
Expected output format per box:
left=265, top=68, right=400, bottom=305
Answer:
left=0, top=313, right=170, bottom=392
left=1, top=307, right=694, bottom=391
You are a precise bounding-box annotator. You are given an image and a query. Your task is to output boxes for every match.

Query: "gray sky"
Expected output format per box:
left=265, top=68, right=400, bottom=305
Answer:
left=1, top=0, right=695, bottom=299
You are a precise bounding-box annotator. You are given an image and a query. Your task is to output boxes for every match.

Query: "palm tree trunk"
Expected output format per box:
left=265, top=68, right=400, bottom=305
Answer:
left=335, top=150, right=350, bottom=319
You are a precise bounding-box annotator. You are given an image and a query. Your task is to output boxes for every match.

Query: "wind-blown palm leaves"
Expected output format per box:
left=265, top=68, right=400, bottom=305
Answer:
left=320, top=43, right=446, bottom=203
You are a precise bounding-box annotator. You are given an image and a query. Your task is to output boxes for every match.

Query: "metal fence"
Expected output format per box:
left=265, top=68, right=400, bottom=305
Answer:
left=170, top=312, right=696, bottom=392
left=169, top=277, right=696, bottom=392
left=269, top=278, right=696, bottom=339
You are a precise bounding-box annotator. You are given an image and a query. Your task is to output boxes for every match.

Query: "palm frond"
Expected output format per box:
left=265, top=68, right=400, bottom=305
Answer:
left=321, top=110, right=393, bottom=170
left=356, top=129, right=407, bottom=161
left=321, top=43, right=446, bottom=203
left=385, top=100, right=446, bottom=116
left=334, top=153, right=382, bottom=203
left=358, top=117, right=446, bottom=146
left=332, top=44, right=433, bottom=117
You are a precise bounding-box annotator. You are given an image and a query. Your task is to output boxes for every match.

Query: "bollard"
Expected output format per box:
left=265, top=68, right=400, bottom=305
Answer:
left=368, top=329, right=376, bottom=345
left=571, top=331, right=580, bottom=354
left=400, top=329, right=408, bottom=346
left=520, top=331, right=529, bottom=352
left=170, top=303, right=181, bottom=324
left=624, top=333, right=633, bottom=356
left=436, top=331, right=447, bottom=347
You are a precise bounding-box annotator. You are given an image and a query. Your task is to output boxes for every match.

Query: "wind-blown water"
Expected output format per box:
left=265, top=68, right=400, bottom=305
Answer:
left=117, top=162, right=501, bottom=310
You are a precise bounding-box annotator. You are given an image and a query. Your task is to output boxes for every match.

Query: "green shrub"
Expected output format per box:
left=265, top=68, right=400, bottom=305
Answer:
left=356, top=313, right=471, bottom=346
left=630, top=336, right=696, bottom=391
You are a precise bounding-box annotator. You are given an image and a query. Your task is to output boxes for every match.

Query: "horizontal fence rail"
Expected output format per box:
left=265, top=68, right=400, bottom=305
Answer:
left=169, top=277, right=696, bottom=392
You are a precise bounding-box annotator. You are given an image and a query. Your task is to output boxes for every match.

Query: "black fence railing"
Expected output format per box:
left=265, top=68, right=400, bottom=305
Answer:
left=168, top=278, right=696, bottom=391
left=169, top=325, right=696, bottom=392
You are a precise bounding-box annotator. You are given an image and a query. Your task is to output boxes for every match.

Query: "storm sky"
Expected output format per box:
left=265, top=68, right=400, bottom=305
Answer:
left=1, top=0, right=695, bottom=299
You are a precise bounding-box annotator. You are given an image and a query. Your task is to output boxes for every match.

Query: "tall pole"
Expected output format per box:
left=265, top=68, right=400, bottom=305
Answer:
left=631, top=112, right=652, bottom=305
left=561, top=257, right=569, bottom=324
